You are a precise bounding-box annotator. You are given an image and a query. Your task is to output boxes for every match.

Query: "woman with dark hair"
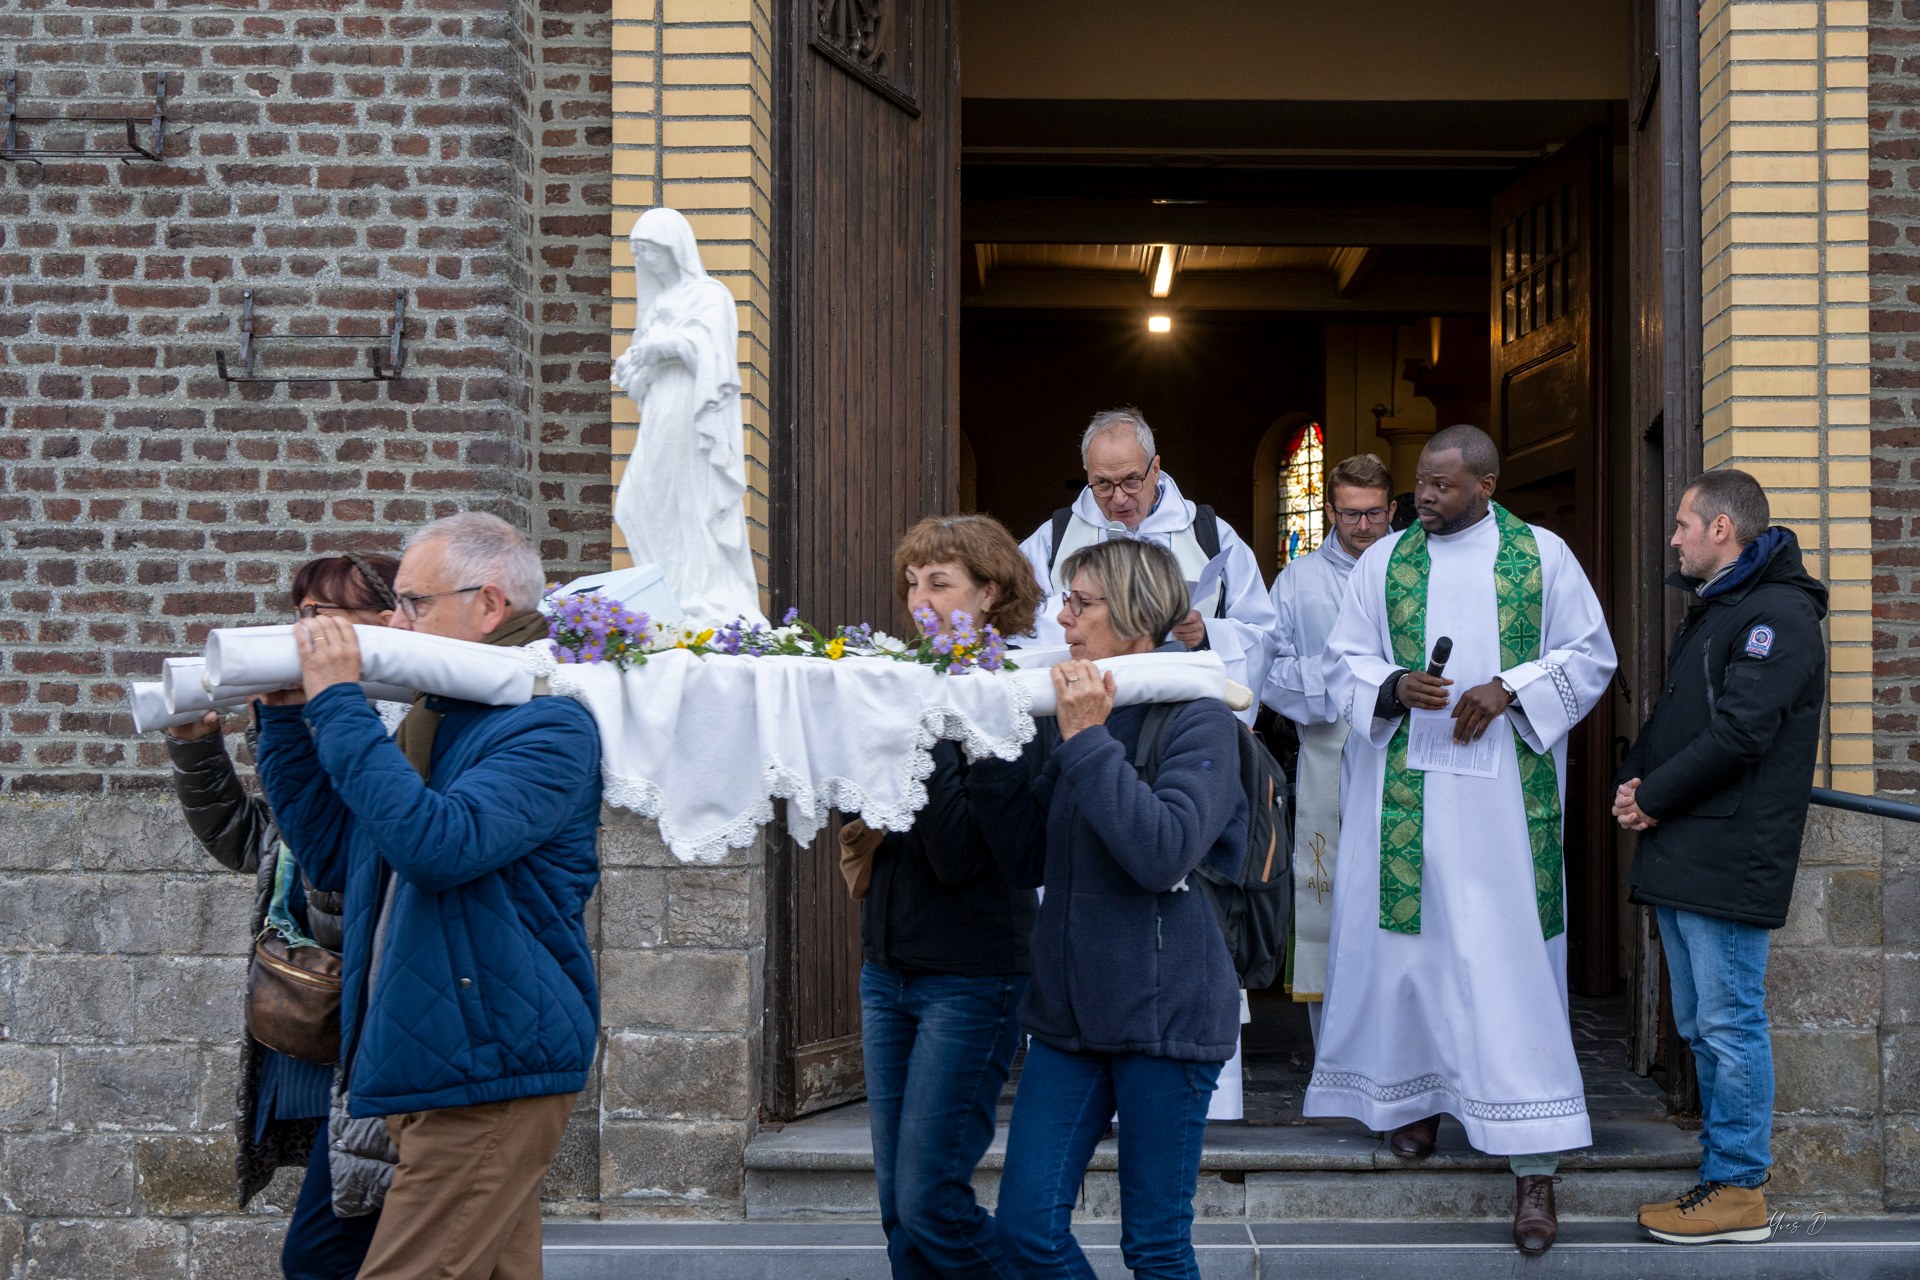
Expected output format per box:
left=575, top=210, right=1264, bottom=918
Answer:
left=991, top=537, right=1247, bottom=1280
left=847, top=514, right=1047, bottom=1280
left=163, top=553, right=400, bottom=1280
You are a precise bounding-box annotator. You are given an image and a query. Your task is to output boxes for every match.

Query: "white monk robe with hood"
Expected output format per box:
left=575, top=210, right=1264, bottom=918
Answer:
left=1018, top=473, right=1276, bottom=727
left=1260, top=535, right=1358, bottom=1037
left=1302, top=507, right=1616, bottom=1156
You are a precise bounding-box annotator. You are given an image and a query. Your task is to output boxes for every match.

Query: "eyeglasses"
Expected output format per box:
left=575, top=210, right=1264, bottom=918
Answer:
left=1059, top=591, right=1108, bottom=617
left=296, top=602, right=355, bottom=620
left=1332, top=506, right=1391, bottom=527
left=396, top=585, right=483, bottom=622
left=1088, top=471, right=1152, bottom=498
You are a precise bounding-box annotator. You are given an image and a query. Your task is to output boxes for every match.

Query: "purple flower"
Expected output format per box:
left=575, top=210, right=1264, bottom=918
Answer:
left=913, top=605, right=940, bottom=638
left=783, top=606, right=801, bottom=626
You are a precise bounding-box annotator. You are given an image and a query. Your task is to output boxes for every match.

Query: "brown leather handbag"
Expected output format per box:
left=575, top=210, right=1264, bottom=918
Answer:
left=246, top=933, right=343, bottom=1064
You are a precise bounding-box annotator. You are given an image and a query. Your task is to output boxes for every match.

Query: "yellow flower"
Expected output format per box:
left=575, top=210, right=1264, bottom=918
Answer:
left=824, top=637, right=846, bottom=660
left=694, top=628, right=716, bottom=647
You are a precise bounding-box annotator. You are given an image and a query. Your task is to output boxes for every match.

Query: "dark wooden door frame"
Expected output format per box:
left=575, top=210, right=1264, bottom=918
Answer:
left=765, top=0, right=961, bottom=1121
left=1624, top=0, right=1704, bottom=1097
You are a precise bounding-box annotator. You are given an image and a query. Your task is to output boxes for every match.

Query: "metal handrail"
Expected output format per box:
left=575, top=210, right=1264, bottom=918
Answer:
left=1810, top=787, right=1920, bottom=824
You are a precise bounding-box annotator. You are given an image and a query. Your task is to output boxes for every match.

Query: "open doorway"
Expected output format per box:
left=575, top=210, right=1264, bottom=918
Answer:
left=768, top=0, right=1700, bottom=1120
left=955, top=0, right=1651, bottom=1102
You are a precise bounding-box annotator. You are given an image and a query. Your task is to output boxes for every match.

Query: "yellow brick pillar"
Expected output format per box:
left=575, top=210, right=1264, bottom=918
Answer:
left=1697, top=0, right=1871, bottom=793
left=608, top=0, right=776, bottom=605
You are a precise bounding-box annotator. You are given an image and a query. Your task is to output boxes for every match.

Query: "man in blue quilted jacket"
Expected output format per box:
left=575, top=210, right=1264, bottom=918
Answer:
left=257, top=512, right=601, bottom=1280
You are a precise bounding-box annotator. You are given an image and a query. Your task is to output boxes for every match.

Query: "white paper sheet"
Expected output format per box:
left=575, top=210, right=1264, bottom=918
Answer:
left=1405, top=708, right=1505, bottom=778
left=1187, top=547, right=1233, bottom=613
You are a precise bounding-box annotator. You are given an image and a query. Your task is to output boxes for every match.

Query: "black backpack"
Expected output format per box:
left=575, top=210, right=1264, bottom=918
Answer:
left=1134, top=702, right=1293, bottom=990
left=1049, top=505, right=1228, bottom=618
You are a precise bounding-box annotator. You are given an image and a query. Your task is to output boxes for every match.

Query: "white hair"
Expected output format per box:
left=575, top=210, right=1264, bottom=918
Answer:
left=404, top=512, right=546, bottom=610
left=1079, top=407, right=1156, bottom=467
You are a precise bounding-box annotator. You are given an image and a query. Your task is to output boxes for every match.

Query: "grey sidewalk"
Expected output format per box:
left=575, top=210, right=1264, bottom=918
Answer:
left=543, top=1217, right=1920, bottom=1280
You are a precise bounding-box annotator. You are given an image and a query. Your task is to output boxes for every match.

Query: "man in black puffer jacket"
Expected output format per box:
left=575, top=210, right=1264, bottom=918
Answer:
left=1613, top=469, right=1827, bottom=1248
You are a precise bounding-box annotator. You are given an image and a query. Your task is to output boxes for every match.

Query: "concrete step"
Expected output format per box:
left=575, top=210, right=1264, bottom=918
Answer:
left=543, top=1218, right=1920, bottom=1280
left=742, top=1102, right=1701, bottom=1221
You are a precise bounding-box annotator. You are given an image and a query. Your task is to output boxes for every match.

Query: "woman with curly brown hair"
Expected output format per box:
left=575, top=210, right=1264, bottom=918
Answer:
left=847, top=514, right=1047, bottom=1280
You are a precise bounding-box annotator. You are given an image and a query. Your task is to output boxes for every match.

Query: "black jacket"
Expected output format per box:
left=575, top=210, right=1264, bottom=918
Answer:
left=860, top=739, right=1042, bottom=978
left=1621, top=528, right=1828, bottom=927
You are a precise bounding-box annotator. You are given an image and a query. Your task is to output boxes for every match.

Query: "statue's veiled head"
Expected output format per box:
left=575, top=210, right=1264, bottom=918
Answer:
left=630, top=207, right=707, bottom=292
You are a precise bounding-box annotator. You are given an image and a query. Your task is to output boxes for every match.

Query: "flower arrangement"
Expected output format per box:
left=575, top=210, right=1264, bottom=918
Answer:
left=544, top=593, right=1014, bottom=674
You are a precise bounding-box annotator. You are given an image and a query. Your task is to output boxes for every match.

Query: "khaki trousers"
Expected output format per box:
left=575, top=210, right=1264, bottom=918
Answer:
left=356, top=1092, right=577, bottom=1280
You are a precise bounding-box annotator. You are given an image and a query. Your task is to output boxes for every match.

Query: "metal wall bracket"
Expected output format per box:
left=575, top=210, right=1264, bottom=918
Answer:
left=215, top=290, right=410, bottom=385
left=1, top=70, right=166, bottom=165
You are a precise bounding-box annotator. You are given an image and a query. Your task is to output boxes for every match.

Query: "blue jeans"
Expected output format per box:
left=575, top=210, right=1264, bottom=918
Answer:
left=862, top=963, right=1028, bottom=1280
left=1658, top=906, right=1774, bottom=1188
left=995, top=1039, right=1221, bottom=1280
left=282, top=1131, right=380, bottom=1280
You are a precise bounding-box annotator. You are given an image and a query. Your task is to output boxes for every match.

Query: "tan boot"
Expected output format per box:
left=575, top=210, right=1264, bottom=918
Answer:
left=1639, top=1181, right=1772, bottom=1245
left=1637, top=1183, right=1696, bottom=1219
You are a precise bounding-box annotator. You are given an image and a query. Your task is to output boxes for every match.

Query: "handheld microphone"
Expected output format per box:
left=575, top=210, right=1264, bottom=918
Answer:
left=1426, top=636, right=1453, bottom=679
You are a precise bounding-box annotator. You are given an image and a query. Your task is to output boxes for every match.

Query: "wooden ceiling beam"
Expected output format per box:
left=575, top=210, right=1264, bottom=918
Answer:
left=962, top=202, right=1487, bottom=248
left=962, top=269, right=1486, bottom=314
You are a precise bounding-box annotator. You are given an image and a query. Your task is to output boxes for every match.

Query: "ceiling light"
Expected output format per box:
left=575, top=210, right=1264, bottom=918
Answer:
left=1150, top=244, right=1177, bottom=298
left=1148, top=315, right=1172, bottom=334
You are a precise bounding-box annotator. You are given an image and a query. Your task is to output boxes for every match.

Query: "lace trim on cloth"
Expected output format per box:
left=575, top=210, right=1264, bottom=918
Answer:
left=1539, top=659, right=1580, bottom=726
left=530, top=640, right=1041, bottom=865
left=1309, top=1069, right=1589, bottom=1123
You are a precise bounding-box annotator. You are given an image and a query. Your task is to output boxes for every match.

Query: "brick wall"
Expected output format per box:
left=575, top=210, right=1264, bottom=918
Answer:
left=0, top=0, right=611, bottom=797
left=1698, top=0, right=1875, bottom=794
left=607, top=0, right=775, bottom=596
left=1871, top=0, right=1920, bottom=793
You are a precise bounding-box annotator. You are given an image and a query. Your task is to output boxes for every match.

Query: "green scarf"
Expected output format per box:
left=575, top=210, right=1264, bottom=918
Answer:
left=1379, top=503, right=1564, bottom=940
left=393, top=608, right=551, bottom=780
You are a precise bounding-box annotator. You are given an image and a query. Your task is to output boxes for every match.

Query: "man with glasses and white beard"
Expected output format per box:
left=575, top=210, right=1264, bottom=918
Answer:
left=1261, top=453, right=1396, bottom=1044
left=1018, top=407, right=1277, bottom=727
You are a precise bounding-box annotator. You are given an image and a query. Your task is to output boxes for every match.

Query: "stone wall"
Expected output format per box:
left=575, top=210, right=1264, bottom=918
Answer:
left=1871, top=0, right=1920, bottom=792
left=0, top=794, right=765, bottom=1275
left=1772, top=805, right=1889, bottom=1210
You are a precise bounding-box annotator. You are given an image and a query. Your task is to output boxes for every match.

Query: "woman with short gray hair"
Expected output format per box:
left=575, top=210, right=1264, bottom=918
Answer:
left=991, top=537, right=1247, bottom=1279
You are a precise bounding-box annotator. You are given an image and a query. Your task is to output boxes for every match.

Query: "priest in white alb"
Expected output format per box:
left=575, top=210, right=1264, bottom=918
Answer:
left=1302, top=425, right=1616, bottom=1258
left=1261, top=451, right=1397, bottom=1043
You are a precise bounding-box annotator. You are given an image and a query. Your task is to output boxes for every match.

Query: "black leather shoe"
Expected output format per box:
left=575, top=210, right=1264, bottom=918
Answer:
left=1513, top=1175, right=1559, bottom=1255
left=1387, top=1114, right=1442, bottom=1158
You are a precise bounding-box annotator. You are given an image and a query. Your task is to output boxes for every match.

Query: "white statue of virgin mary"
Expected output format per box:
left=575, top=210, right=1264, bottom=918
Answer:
left=611, top=208, right=766, bottom=627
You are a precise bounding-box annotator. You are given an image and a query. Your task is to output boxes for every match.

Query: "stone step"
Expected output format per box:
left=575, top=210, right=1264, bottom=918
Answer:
left=741, top=1102, right=1701, bottom=1220
left=543, top=1219, right=1920, bottom=1280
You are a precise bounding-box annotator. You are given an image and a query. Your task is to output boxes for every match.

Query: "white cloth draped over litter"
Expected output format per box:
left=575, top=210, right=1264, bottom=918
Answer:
left=153, top=625, right=1238, bottom=865
left=1302, top=510, right=1617, bottom=1156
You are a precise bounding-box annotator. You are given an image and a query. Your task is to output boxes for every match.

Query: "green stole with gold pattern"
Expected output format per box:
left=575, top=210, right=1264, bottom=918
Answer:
left=1378, top=503, right=1565, bottom=940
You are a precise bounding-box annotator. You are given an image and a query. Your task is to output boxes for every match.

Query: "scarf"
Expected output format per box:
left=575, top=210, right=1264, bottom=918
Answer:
left=393, top=609, right=550, bottom=779
left=1378, top=503, right=1564, bottom=939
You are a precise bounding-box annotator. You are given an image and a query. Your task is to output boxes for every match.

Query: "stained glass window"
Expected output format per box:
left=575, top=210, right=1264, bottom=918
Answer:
left=1280, top=422, right=1326, bottom=562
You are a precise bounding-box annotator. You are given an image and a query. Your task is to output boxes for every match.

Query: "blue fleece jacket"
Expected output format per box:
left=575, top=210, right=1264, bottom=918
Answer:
left=255, top=683, right=603, bottom=1116
left=977, top=683, right=1246, bottom=1063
